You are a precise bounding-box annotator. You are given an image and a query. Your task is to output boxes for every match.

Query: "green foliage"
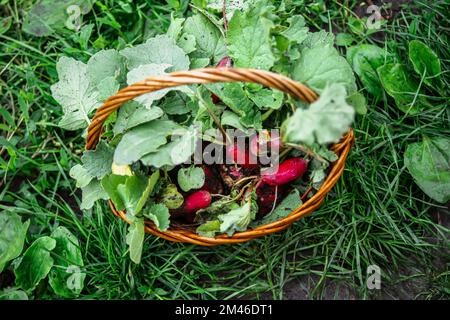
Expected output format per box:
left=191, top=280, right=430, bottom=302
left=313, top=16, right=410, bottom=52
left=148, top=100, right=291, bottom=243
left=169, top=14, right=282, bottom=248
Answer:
left=177, top=166, right=205, bottom=192
left=251, top=190, right=302, bottom=227
left=48, top=227, right=85, bottom=298
left=377, top=63, right=423, bottom=114
left=183, top=14, right=226, bottom=64
left=196, top=220, right=221, bottom=237
left=0, top=212, right=29, bottom=272
left=404, top=137, right=450, bottom=203
left=227, top=0, right=275, bottom=69
left=81, top=141, right=114, bottom=179
left=120, top=35, right=190, bottom=70
left=218, top=201, right=257, bottom=236
left=14, top=237, right=56, bottom=291
left=140, top=123, right=200, bottom=168
left=2, top=0, right=449, bottom=301
left=113, top=102, right=164, bottom=135
left=143, top=203, right=170, bottom=231
left=51, top=57, right=101, bottom=130
left=126, top=217, right=145, bottom=264
left=408, top=40, right=442, bottom=88
left=113, top=120, right=181, bottom=165
left=80, top=180, right=109, bottom=210
left=283, top=83, right=355, bottom=145
left=347, top=44, right=392, bottom=99
left=292, top=42, right=357, bottom=95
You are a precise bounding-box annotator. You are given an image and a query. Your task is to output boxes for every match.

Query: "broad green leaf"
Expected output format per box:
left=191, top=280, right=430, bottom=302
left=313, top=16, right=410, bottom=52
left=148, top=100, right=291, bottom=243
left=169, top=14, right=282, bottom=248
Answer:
left=120, top=35, right=190, bottom=71
left=227, top=0, right=275, bottom=69
left=116, top=175, right=149, bottom=216
left=22, top=0, right=93, bottom=37
left=87, top=49, right=126, bottom=85
left=347, top=44, right=392, bottom=99
left=80, top=179, right=109, bottom=210
left=143, top=203, right=170, bottom=231
left=113, top=102, right=164, bottom=135
left=14, top=236, right=56, bottom=291
left=302, top=30, right=335, bottom=48
left=404, top=137, right=449, bottom=203
left=96, top=76, right=120, bottom=101
left=335, top=33, right=354, bottom=46
left=377, top=63, right=422, bottom=114
left=250, top=190, right=302, bottom=227
left=196, top=220, right=221, bottom=238
left=195, top=199, right=240, bottom=224
left=346, top=91, right=367, bottom=115
left=159, top=92, right=192, bottom=115
left=191, top=58, right=210, bottom=68
left=125, top=218, right=145, bottom=264
left=135, top=171, right=160, bottom=215
left=166, top=14, right=185, bottom=40
left=206, top=83, right=261, bottom=128
left=206, top=83, right=249, bottom=115
left=246, top=87, right=283, bottom=110
left=281, top=15, right=308, bottom=44
left=101, top=174, right=128, bottom=210
left=283, top=83, right=355, bottom=145
left=51, top=57, right=100, bottom=130
left=408, top=40, right=442, bottom=87
left=177, top=166, right=205, bottom=192
left=0, top=288, right=28, bottom=300
left=114, top=120, right=181, bottom=165
left=69, top=164, right=93, bottom=188
left=81, top=141, right=114, bottom=179
left=183, top=14, right=226, bottom=64
left=102, top=173, right=157, bottom=216
left=292, top=44, right=357, bottom=95
left=141, top=124, right=199, bottom=168
left=48, top=227, right=85, bottom=298
left=178, top=33, right=197, bottom=54
left=0, top=211, right=30, bottom=272
left=219, top=202, right=256, bottom=236
left=221, top=110, right=247, bottom=132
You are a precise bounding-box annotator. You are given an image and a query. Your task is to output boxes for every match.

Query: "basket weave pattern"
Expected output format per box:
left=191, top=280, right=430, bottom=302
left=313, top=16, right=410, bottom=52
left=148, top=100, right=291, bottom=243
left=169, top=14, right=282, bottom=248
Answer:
left=86, top=68, right=355, bottom=246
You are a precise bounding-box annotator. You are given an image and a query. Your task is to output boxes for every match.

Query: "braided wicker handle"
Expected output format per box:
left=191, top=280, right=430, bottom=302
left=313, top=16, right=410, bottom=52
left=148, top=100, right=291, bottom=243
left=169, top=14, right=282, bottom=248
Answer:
left=86, top=68, right=319, bottom=149
left=85, top=67, right=355, bottom=246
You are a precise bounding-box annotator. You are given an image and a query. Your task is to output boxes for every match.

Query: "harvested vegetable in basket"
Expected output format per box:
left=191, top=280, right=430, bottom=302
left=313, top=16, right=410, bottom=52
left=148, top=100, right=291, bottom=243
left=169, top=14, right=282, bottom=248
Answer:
left=57, top=0, right=360, bottom=263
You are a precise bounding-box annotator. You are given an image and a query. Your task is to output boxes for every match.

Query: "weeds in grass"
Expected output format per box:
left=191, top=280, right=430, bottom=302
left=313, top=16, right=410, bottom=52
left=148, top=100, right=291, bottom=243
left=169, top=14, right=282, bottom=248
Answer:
left=0, top=0, right=448, bottom=299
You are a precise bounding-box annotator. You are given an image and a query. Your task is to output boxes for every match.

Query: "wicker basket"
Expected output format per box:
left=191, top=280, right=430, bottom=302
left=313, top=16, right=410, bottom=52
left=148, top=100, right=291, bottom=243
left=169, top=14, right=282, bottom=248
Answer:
left=85, top=68, right=355, bottom=246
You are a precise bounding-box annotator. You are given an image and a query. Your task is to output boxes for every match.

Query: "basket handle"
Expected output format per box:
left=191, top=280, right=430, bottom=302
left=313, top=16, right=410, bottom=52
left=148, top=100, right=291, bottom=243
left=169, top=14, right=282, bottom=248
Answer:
left=85, top=67, right=318, bottom=150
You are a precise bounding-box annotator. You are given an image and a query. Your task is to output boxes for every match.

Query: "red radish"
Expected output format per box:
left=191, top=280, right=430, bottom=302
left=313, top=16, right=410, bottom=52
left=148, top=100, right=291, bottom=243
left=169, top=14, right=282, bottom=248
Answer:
left=216, top=56, right=232, bottom=68
left=261, top=158, right=308, bottom=186
left=182, top=190, right=212, bottom=222
left=250, top=130, right=281, bottom=156
left=225, top=143, right=258, bottom=169
left=212, top=57, right=233, bottom=104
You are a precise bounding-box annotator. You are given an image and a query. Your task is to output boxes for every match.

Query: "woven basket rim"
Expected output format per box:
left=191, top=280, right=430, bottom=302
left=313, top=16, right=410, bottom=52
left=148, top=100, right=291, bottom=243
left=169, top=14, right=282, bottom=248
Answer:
left=85, top=67, right=356, bottom=246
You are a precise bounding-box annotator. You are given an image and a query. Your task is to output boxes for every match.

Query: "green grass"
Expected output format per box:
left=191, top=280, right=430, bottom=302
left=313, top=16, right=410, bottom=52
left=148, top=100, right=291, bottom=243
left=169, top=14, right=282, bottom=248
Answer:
left=0, top=0, right=449, bottom=300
